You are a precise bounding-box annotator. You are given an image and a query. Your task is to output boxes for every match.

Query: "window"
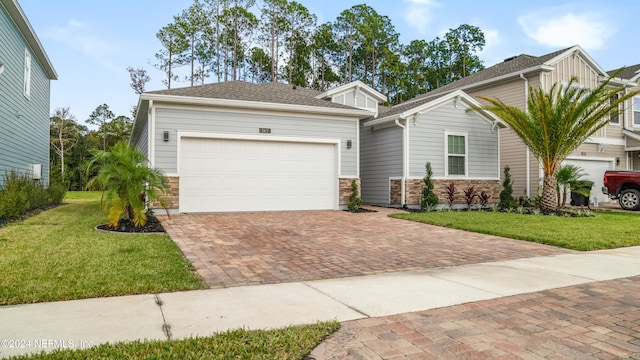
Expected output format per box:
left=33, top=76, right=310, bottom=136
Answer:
left=634, top=96, right=640, bottom=126
left=23, top=49, right=31, bottom=99
left=610, top=94, right=620, bottom=125
left=446, top=132, right=467, bottom=176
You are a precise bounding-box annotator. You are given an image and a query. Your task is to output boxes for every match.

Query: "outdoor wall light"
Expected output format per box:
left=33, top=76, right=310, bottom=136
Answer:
left=347, top=140, right=352, bottom=149
left=163, top=131, right=169, bottom=142
left=616, top=157, right=620, bottom=166
left=0, top=63, right=4, bottom=76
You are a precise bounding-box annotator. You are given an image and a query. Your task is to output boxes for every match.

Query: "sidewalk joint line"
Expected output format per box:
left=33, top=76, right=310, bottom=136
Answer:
left=154, top=294, right=172, bottom=340
left=302, top=282, right=370, bottom=318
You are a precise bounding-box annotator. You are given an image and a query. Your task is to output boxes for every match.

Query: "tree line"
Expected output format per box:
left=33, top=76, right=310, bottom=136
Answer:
left=152, top=0, right=486, bottom=104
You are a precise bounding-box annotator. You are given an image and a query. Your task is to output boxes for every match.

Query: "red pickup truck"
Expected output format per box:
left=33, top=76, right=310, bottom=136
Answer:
left=602, top=171, right=640, bottom=210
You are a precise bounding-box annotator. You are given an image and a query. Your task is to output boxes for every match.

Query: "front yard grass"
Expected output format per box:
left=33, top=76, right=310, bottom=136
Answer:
left=0, top=191, right=204, bottom=305
left=391, top=210, right=640, bottom=251
left=10, top=322, right=339, bottom=360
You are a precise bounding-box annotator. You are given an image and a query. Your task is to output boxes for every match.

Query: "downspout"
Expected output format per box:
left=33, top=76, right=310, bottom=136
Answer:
left=395, top=119, right=407, bottom=206
left=520, top=73, right=531, bottom=197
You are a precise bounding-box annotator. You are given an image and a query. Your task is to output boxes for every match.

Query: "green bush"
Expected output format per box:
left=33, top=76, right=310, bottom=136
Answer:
left=348, top=179, right=362, bottom=211
left=0, top=170, right=67, bottom=219
left=499, top=166, right=517, bottom=209
left=421, top=162, right=439, bottom=210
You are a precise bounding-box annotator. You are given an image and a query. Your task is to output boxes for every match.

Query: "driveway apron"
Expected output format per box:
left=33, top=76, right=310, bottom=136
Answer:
left=158, top=207, right=571, bottom=288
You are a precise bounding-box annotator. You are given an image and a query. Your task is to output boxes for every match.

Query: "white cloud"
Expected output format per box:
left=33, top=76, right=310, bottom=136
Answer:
left=403, top=0, right=442, bottom=36
left=43, top=19, right=119, bottom=73
left=518, top=10, right=614, bottom=50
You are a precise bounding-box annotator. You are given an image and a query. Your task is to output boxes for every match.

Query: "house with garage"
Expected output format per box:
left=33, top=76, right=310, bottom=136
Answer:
left=412, top=45, right=635, bottom=205
left=130, top=80, right=384, bottom=213
left=613, top=64, right=640, bottom=171
left=359, top=90, right=505, bottom=208
left=0, top=0, right=57, bottom=186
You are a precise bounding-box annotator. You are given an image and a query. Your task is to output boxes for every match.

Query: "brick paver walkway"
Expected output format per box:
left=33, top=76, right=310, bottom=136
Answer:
left=159, top=207, right=571, bottom=288
left=310, top=276, right=640, bottom=360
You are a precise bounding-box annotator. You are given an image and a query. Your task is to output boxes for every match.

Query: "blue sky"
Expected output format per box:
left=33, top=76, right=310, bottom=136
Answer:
left=18, top=0, right=640, bottom=124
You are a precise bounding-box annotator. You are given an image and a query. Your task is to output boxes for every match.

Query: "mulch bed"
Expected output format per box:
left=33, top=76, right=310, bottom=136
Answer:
left=344, top=207, right=378, bottom=213
left=96, top=214, right=165, bottom=233
left=0, top=203, right=64, bottom=229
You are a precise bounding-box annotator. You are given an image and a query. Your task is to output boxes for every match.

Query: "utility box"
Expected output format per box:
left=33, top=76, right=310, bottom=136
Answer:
left=32, top=163, right=42, bottom=180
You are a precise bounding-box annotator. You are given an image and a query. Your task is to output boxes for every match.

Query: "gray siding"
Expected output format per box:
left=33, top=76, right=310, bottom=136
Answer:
left=408, top=102, right=499, bottom=179
left=360, top=121, right=403, bottom=205
left=0, top=4, right=50, bottom=185
left=153, top=107, right=358, bottom=175
left=136, top=119, right=148, bottom=158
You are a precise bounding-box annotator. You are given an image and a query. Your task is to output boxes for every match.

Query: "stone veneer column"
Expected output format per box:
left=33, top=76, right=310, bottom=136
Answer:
left=151, top=176, right=179, bottom=210
left=339, top=178, right=360, bottom=206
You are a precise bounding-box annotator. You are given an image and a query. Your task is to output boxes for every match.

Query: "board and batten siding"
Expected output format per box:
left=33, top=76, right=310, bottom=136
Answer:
left=0, top=4, right=51, bottom=185
left=407, top=101, right=499, bottom=179
left=152, top=106, right=358, bottom=176
left=359, top=121, right=403, bottom=205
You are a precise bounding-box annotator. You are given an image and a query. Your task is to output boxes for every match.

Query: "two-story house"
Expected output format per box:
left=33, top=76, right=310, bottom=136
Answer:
left=0, top=0, right=57, bottom=186
left=407, top=45, right=634, bottom=205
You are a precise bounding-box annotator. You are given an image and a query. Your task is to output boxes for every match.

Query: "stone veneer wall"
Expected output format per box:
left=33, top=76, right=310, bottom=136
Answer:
left=405, top=178, right=501, bottom=206
left=339, top=178, right=360, bottom=206
left=389, top=179, right=402, bottom=205
left=151, top=176, right=179, bottom=209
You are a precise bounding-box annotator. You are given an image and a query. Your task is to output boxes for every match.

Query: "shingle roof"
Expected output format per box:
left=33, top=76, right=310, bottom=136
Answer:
left=147, top=81, right=358, bottom=110
left=377, top=92, right=449, bottom=119
left=402, top=47, right=573, bottom=104
left=609, top=64, right=640, bottom=80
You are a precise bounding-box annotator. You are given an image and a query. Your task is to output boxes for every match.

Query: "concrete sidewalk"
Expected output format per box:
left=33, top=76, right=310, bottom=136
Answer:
left=1, top=246, right=639, bottom=358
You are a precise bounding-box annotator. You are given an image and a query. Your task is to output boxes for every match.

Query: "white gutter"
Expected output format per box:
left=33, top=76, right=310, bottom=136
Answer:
left=520, top=73, right=531, bottom=197
left=395, top=119, right=407, bottom=206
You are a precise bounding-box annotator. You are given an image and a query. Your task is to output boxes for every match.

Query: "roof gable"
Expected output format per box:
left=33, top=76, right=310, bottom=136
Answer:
left=315, top=80, right=387, bottom=103
left=364, top=90, right=505, bottom=129
left=1, top=0, right=57, bottom=79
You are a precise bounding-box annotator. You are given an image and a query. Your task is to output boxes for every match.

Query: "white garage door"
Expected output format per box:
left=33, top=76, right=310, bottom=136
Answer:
left=179, top=137, right=337, bottom=212
left=563, top=158, right=614, bottom=204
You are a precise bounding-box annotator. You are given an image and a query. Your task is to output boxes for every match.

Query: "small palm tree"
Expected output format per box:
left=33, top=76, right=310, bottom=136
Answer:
left=475, top=74, right=639, bottom=211
left=556, top=164, right=585, bottom=208
left=87, top=141, right=168, bottom=228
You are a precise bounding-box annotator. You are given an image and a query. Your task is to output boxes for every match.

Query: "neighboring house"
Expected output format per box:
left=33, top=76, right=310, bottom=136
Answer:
left=0, top=0, right=57, bottom=186
left=130, top=80, right=379, bottom=213
left=413, top=45, right=633, bottom=205
left=360, top=90, right=505, bottom=208
left=613, top=64, right=640, bottom=171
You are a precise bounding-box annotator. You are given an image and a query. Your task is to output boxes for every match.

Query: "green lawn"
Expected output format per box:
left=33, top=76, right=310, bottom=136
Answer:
left=0, top=191, right=204, bottom=305
left=9, top=322, right=339, bottom=360
left=391, top=210, right=640, bottom=251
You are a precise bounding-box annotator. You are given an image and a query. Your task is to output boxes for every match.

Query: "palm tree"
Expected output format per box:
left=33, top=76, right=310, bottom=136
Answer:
left=556, top=164, right=585, bottom=208
left=475, top=74, right=639, bottom=211
left=87, top=141, right=168, bottom=228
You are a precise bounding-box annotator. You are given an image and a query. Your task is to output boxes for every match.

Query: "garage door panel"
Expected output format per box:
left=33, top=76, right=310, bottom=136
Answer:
left=179, top=138, right=337, bottom=212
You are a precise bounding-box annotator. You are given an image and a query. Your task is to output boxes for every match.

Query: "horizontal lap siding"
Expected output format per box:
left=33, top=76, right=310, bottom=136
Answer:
left=153, top=107, right=358, bottom=176
left=408, top=101, right=499, bottom=179
left=360, top=121, right=402, bottom=205
left=0, top=6, right=50, bottom=185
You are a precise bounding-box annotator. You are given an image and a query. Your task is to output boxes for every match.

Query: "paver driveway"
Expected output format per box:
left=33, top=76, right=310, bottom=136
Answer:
left=159, top=207, right=572, bottom=288
left=310, top=276, right=640, bottom=359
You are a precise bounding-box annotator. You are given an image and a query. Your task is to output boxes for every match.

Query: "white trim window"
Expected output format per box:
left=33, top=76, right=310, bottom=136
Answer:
left=634, top=96, right=640, bottom=127
left=23, top=49, right=31, bottom=99
left=609, top=94, right=620, bottom=125
left=445, top=131, right=467, bottom=177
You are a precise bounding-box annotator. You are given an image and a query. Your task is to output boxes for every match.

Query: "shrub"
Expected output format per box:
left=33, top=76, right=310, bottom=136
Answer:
left=421, top=162, right=439, bottom=211
left=348, top=179, right=362, bottom=212
left=0, top=170, right=67, bottom=219
left=463, top=186, right=478, bottom=210
left=479, top=191, right=492, bottom=209
left=445, top=183, right=456, bottom=209
left=499, top=166, right=517, bottom=209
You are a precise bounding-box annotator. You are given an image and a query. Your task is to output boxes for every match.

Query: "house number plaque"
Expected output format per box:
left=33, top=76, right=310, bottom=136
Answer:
left=259, top=128, right=271, bottom=134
